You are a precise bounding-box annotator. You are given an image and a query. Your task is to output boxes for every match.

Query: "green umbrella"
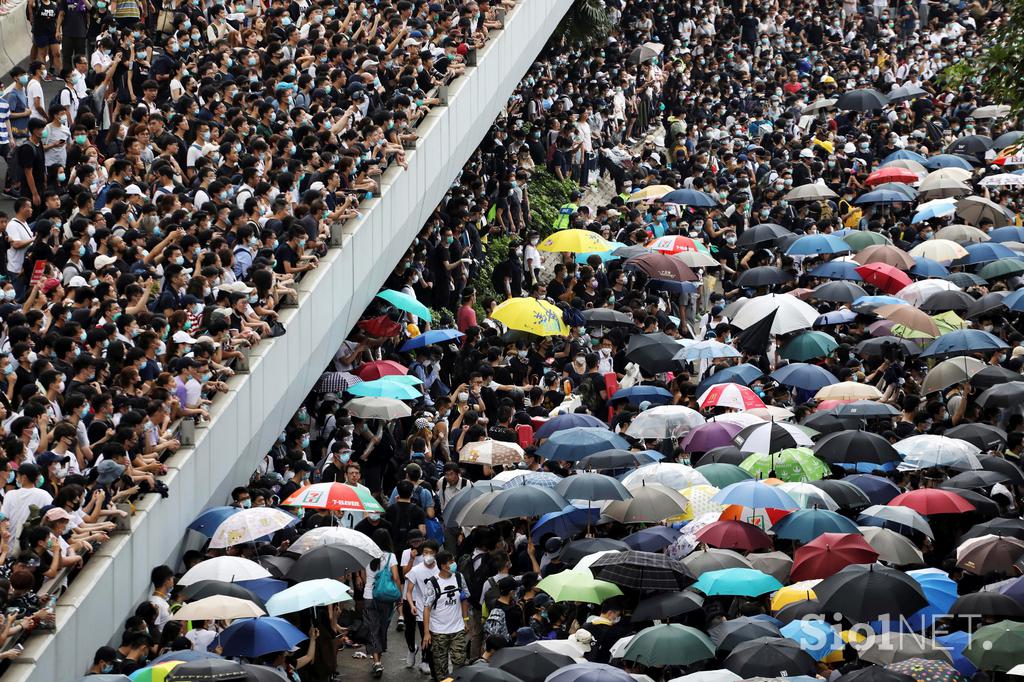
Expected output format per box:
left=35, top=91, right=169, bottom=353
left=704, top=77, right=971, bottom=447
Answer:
left=843, top=230, right=892, bottom=251
left=376, top=289, right=433, bottom=322
left=979, top=258, right=1024, bottom=281
left=965, top=620, right=1024, bottom=671
left=621, top=623, right=716, bottom=667
left=780, top=331, right=839, bottom=361
left=695, top=463, right=754, bottom=488
left=739, top=448, right=830, bottom=482
left=536, top=569, right=623, bottom=604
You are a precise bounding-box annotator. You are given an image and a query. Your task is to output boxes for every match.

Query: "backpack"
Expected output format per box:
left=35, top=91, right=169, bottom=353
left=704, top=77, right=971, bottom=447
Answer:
left=371, top=553, right=402, bottom=602
left=483, top=604, right=510, bottom=641
left=48, top=87, right=72, bottom=115
left=426, top=572, right=467, bottom=609
left=578, top=376, right=603, bottom=416
left=457, top=551, right=493, bottom=605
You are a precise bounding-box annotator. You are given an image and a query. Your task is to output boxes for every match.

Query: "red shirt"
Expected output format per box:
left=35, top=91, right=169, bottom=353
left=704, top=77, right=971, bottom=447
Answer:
left=456, top=304, right=478, bottom=332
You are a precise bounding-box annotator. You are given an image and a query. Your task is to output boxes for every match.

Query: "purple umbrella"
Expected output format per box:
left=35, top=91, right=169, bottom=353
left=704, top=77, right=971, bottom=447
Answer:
left=681, top=421, right=745, bottom=453
left=867, top=319, right=897, bottom=336
left=534, top=413, right=608, bottom=441
left=843, top=474, right=902, bottom=505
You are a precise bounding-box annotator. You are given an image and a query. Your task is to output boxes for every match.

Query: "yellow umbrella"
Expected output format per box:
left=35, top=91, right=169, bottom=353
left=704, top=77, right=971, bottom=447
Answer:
left=814, top=381, right=884, bottom=401
left=770, top=579, right=820, bottom=611
left=626, top=184, right=675, bottom=202
left=538, top=229, right=614, bottom=254
left=129, top=661, right=184, bottom=682
left=823, top=630, right=867, bottom=663
left=491, top=297, right=569, bottom=336
left=891, top=310, right=968, bottom=339
left=908, top=239, right=969, bottom=262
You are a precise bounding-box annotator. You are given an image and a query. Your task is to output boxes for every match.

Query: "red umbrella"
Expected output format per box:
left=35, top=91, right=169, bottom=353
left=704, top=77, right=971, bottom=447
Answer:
left=355, top=360, right=409, bottom=380
left=865, top=167, right=920, bottom=186
left=855, top=263, right=913, bottom=294
left=889, top=489, right=975, bottom=515
left=357, top=314, right=402, bottom=337
left=698, top=383, right=766, bottom=411
left=695, top=520, right=773, bottom=552
left=790, top=532, right=879, bottom=581
left=647, top=235, right=701, bottom=254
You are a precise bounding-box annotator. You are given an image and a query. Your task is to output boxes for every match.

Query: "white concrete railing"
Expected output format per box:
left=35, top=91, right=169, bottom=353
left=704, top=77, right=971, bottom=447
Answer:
left=0, top=0, right=31, bottom=77
left=1, top=1, right=572, bottom=679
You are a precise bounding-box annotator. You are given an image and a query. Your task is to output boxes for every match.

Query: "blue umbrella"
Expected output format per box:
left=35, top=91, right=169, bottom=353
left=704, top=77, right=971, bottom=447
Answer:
left=843, top=474, right=901, bottom=505
left=952, top=242, right=1017, bottom=266
left=347, top=377, right=422, bottom=399
left=577, top=241, right=627, bottom=264
left=623, top=526, right=681, bottom=552
left=236, top=578, right=289, bottom=604
left=947, top=272, right=987, bottom=288
left=936, top=631, right=978, bottom=677
left=770, top=363, right=838, bottom=391
left=910, top=256, right=950, bottom=279
left=216, top=617, right=308, bottom=658
left=988, top=226, right=1024, bottom=243
left=779, top=619, right=841, bottom=660
left=188, top=507, right=241, bottom=537
left=912, top=199, right=957, bottom=223
left=612, top=385, right=674, bottom=406
left=923, top=154, right=975, bottom=170
left=399, top=329, right=464, bottom=352
left=771, top=508, right=861, bottom=543
left=501, top=471, right=563, bottom=489
left=648, top=279, right=700, bottom=295
left=660, top=189, right=717, bottom=207
left=920, top=329, right=1008, bottom=358
left=809, top=261, right=863, bottom=281
left=713, top=480, right=800, bottom=510
left=536, top=427, right=629, bottom=462
left=149, top=650, right=222, bottom=666
left=907, top=568, right=958, bottom=629
left=815, top=309, right=858, bottom=326
left=534, top=413, right=608, bottom=440
left=532, top=505, right=601, bottom=539
left=697, top=363, right=764, bottom=394
left=547, top=662, right=635, bottom=682
left=851, top=295, right=907, bottom=312
left=786, top=234, right=851, bottom=256
left=871, top=182, right=918, bottom=199
left=883, top=150, right=928, bottom=164
left=1005, top=289, right=1024, bottom=312
left=855, top=189, right=912, bottom=205
left=996, top=574, right=1024, bottom=602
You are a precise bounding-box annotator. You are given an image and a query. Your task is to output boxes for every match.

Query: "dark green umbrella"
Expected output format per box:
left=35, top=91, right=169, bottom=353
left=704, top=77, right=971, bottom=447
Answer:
left=980, top=257, right=1024, bottom=280
left=965, top=620, right=1024, bottom=671
left=621, top=623, right=715, bottom=666
left=695, top=463, right=753, bottom=487
left=780, top=331, right=839, bottom=361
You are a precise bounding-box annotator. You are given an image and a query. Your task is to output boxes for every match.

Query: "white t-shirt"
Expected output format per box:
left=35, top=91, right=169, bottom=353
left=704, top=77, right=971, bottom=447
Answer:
left=425, top=573, right=464, bottom=634
left=5, top=218, right=32, bottom=275
left=405, top=561, right=439, bottom=621
left=26, top=79, right=45, bottom=120
left=1, top=487, right=53, bottom=550
left=187, top=627, right=218, bottom=652
left=149, top=593, right=171, bottom=631
left=362, top=552, right=398, bottom=600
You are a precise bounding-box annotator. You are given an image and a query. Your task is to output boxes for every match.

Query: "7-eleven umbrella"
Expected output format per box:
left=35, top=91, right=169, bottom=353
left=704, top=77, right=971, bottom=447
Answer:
left=209, top=507, right=299, bottom=549
left=647, top=235, right=705, bottom=254
left=790, top=533, right=880, bottom=580
left=282, top=483, right=384, bottom=513
left=698, top=383, right=766, bottom=411
left=856, top=263, right=913, bottom=294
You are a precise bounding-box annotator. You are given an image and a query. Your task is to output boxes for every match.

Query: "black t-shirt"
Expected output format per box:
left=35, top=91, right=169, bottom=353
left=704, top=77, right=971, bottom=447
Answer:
left=274, top=242, right=300, bottom=274
left=354, top=517, right=393, bottom=539
left=384, top=500, right=425, bottom=549
left=15, top=142, right=45, bottom=197
left=32, top=0, right=59, bottom=34
left=60, top=0, right=89, bottom=37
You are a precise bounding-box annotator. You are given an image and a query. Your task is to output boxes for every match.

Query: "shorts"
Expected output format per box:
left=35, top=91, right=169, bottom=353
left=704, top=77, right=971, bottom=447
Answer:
left=33, top=32, right=57, bottom=48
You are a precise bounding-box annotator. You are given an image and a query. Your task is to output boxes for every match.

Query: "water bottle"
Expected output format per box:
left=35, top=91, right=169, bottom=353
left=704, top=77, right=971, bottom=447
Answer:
left=47, top=595, right=56, bottom=615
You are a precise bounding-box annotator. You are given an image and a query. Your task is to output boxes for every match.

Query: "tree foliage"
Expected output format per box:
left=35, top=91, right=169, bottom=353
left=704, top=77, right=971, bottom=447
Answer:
left=557, top=0, right=613, bottom=48
left=978, top=0, right=1024, bottom=111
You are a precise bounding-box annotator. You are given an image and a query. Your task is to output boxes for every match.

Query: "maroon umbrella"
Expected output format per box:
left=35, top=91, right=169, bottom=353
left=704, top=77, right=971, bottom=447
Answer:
left=625, top=253, right=698, bottom=282
left=681, top=421, right=745, bottom=453
left=790, top=532, right=880, bottom=581
left=695, top=520, right=773, bottom=552
left=890, top=489, right=975, bottom=516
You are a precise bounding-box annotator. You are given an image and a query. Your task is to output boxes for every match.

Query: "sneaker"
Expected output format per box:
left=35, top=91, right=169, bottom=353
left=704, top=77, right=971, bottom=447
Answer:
left=418, top=662, right=431, bottom=675
left=372, top=663, right=384, bottom=678
left=405, top=650, right=416, bottom=668
left=396, top=620, right=404, bottom=632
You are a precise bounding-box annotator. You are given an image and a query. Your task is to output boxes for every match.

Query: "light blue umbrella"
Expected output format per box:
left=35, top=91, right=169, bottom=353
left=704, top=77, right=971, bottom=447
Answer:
left=611, top=385, right=674, bottom=406
left=536, top=427, right=629, bottom=463
left=912, top=198, right=957, bottom=223
left=814, top=309, right=858, bottom=326
left=712, top=479, right=800, bottom=510
left=692, top=567, right=783, bottom=597
left=676, top=339, right=743, bottom=361
left=577, top=241, right=627, bottom=263
left=786, top=234, right=851, bottom=256
left=923, top=154, right=975, bottom=170
left=771, top=508, right=861, bottom=543
left=953, top=242, right=1017, bottom=266
left=399, top=329, right=463, bottom=352
left=779, top=619, right=842, bottom=660
left=346, top=377, right=422, bottom=399
left=810, top=261, right=863, bottom=280
left=920, top=329, right=1008, bottom=358
left=911, top=256, right=950, bottom=278
left=188, top=506, right=241, bottom=537
left=770, top=363, right=839, bottom=391
left=851, top=295, right=908, bottom=312
left=216, top=617, right=308, bottom=658
left=936, top=631, right=978, bottom=676
left=696, top=363, right=764, bottom=394
left=880, top=567, right=958, bottom=632
left=988, top=226, right=1024, bottom=243
left=265, top=578, right=352, bottom=616
left=500, top=471, right=563, bottom=489
left=855, top=189, right=912, bottom=205
left=883, top=149, right=928, bottom=164
left=376, top=288, right=432, bottom=322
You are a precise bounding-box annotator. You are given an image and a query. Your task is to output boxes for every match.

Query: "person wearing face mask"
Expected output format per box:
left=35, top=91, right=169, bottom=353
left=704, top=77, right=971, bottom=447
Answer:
left=1, top=463, right=52, bottom=554
left=277, top=459, right=312, bottom=502
left=403, top=538, right=441, bottom=673
left=229, top=486, right=251, bottom=508
left=320, top=441, right=352, bottom=483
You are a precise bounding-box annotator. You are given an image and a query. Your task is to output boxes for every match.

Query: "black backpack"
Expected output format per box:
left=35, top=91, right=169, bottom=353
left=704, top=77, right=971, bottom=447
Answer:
left=457, top=551, right=494, bottom=605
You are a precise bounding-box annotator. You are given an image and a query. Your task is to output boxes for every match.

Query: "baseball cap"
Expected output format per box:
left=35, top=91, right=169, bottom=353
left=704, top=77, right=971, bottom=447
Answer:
left=40, top=278, right=61, bottom=294
left=94, top=254, right=117, bottom=270
left=43, top=507, right=72, bottom=522
left=125, top=184, right=146, bottom=197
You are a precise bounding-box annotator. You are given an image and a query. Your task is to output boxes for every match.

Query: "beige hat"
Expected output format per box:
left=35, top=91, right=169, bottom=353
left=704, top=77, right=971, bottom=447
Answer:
left=570, top=628, right=593, bottom=652
left=43, top=507, right=72, bottom=522
left=94, top=254, right=117, bottom=270
left=219, top=281, right=254, bottom=294
left=1012, top=346, right=1024, bottom=358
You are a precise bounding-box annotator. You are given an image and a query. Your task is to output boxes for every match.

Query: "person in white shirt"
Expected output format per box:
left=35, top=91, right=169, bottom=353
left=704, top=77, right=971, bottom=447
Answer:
left=0, top=463, right=53, bottom=553
left=186, top=620, right=219, bottom=651
left=148, top=564, right=175, bottom=635
left=402, top=539, right=439, bottom=673
left=422, top=549, right=468, bottom=679
left=26, top=63, right=47, bottom=121
left=5, top=200, right=34, bottom=282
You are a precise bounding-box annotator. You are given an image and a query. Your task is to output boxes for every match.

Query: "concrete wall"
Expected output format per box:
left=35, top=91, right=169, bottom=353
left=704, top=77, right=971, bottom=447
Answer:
left=1, top=1, right=572, bottom=679
left=0, top=0, right=31, bottom=77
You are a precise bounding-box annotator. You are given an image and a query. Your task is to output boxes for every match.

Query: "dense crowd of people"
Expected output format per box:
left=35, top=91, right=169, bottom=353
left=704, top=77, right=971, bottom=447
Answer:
left=0, top=0, right=1021, bottom=679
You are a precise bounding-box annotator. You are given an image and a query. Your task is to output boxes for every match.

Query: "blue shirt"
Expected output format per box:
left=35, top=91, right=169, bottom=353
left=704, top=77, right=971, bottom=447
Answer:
left=4, top=89, right=27, bottom=138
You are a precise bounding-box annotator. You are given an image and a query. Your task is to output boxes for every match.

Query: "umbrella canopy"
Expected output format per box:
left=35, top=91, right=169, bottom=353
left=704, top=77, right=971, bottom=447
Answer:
left=780, top=619, right=843, bottom=660
left=281, top=483, right=382, bottom=513
left=621, top=624, right=716, bottom=667
left=843, top=475, right=903, bottom=506
left=746, top=551, right=794, bottom=583
left=698, top=383, right=765, bottom=411
left=559, top=538, right=631, bottom=566
left=589, top=550, right=693, bottom=591
left=681, top=421, right=746, bottom=453
left=576, top=449, right=657, bottom=470
left=921, top=357, right=987, bottom=395
left=610, top=385, right=674, bottom=406
left=345, top=396, right=412, bottom=419
left=188, top=507, right=242, bottom=537
left=286, top=545, right=373, bottom=581
left=737, top=223, right=794, bottom=248
left=956, top=534, right=1024, bottom=575
left=179, top=557, right=272, bottom=586
left=739, top=448, right=830, bottom=483
left=460, top=439, right=526, bottom=467
left=627, top=332, right=687, bottom=373
left=723, top=637, right=818, bottom=677
left=965, top=620, right=1024, bottom=672
left=536, top=427, right=628, bottom=463
left=780, top=331, right=840, bottom=361
left=860, top=527, right=926, bottom=566
left=771, top=363, right=839, bottom=391
left=677, top=339, right=742, bottom=362
left=977, top=382, right=1024, bottom=409
left=604, top=483, right=690, bottom=523
left=171, top=595, right=264, bottom=621
left=957, top=196, right=1014, bottom=226
left=694, top=463, right=752, bottom=488
left=787, top=233, right=850, bottom=255
left=859, top=632, right=955, bottom=665
left=353, top=360, right=408, bottom=381
left=178, top=581, right=267, bottom=610
left=919, top=290, right=975, bottom=314
left=693, top=567, right=782, bottom=597
left=632, top=590, right=704, bottom=621
left=855, top=245, right=916, bottom=270
left=376, top=288, right=432, bottom=321
left=491, top=297, right=569, bottom=336
left=626, top=405, right=706, bottom=439
left=622, top=463, right=708, bottom=489
left=165, top=660, right=248, bottom=682
left=545, top=663, right=633, bottom=682
left=482, top=486, right=567, bottom=520
left=489, top=647, right=576, bottom=682
left=950, top=591, right=1024, bottom=618
left=399, top=328, right=464, bottom=352
left=535, top=569, right=624, bottom=604
left=450, top=664, right=520, bottom=682
left=814, top=430, right=901, bottom=468
left=811, top=280, right=870, bottom=303
left=713, top=479, right=800, bottom=509
left=867, top=166, right=921, bottom=185
left=837, top=88, right=889, bottom=111
left=859, top=505, right=934, bottom=538
left=625, top=253, right=697, bottom=283
left=623, top=526, right=682, bottom=552
left=811, top=479, right=873, bottom=509
left=814, top=563, right=928, bottom=621
left=874, top=303, right=940, bottom=336
left=264, top=579, right=352, bottom=616
left=730, top=293, right=820, bottom=335
left=791, top=532, right=880, bottom=581
left=734, top=422, right=815, bottom=454
left=887, top=659, right=966, bottom=682
left=216, top=617, right=308, bottom=658
left=895, top=435, right=981, bottom=470
left=208, top=507, right=298, bottom=549
left=857, top=263, right=914, bottom=294
left=695, top=520, right=773, bottom=552
left=710, top=616, right=783, bottom=652
left=538, top=229, right=613, bottom=253
left=920, top=329, right=1008, bottom=358
left=890, top=489, right=975, bottom=515
left=737, top=265, right=794, bottom=288
left=555, top=472, right=632, bottom=502
left=773, top=508, right=861, bottom=543
left=681, top=548, right=753, bottom=576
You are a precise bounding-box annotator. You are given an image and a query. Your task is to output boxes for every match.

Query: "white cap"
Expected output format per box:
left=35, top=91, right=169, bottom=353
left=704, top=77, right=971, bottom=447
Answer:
left=309, top=181, right=325, bottom=192
left=125, top=184, right=146, bottom=197
left=172, top=330, right=198, bottom=344
left=94, top=254, right=117, bottom=270
left=67, top=275, right=88, bottom=288
left=799, top=148, right=814, bottom=159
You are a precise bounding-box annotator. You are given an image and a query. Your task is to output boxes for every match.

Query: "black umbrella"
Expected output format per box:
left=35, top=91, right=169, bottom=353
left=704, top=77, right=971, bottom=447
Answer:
left=582, top=308, right=636, bottom=328
left=452, top=664, right=521, bottom=682
left=166, top=660, right=248, bottom=682
left=577, top=449, right=656, bottom=470
left=735, top=309, right=776, bottom=356
left=813, top=430, right=901, bottom=467
left=694, top=445, right=747, bottom=466
left=970, top=365, right=1021, bottom=391
left=833, top=401, right=900, bottom=417
left=444, top=481, right=503, bottom=529
left=560, top=538, right=630, bottom=566
left=488, top=646, right=575, bottom=682
left=836, top=665, right=917, bottom=682
left=946, top=423, right=1008, bottom=451
left=723, top=637, right=817, bottom=677
left=241, top=665, right=288, bottom=682
left=801, top=412, right=862, bottom=435
left=977, top=381, right=1024, bottom=408
left=179, top=580, right=267, bottom=610
left=589, top=550, right=692, bottom=591
left=946, top=134, right=994, bottom=157
left=887, top=84, right=928, bottom=103
left=555, top=473, right=632, bottom=502
left=943, top=488, right=1001, bottom=517
left=995, top=130, right=1024, bottom=148
left=611, top=244, right=651, bottom=260
left=966, top=292, right=1009, bottom=319
left=632, top=590, right=704, bottom=621
left=950, top=591, right=1024, bottom=618
left=812, top=281, right=869, bottom=303
left=682, top=548, right=752, bottom=576
left=737, top=266, right=794, bottom=288
left=484, top=486, right=567, bottom=520
left=737, top=223, right=793, bottom=248
left=855, top=336, right=922, bottom=358
left=286, top=545, right=372, bottom=581
left=919, top=290, right=976, bottom=313
left=774, top=599, right=826, bottom=624
left=810, top=479, right=873, bottom=510
left=626, top=332, right=683, bottom=373
left=257, top=555, right=295, bottom=579
left=709, top=617, right=782, bottom=652
left=814, top=563, right=927, bottom=622
left=837, top=88, right=889, bottom=111
left=977, top=455, right=1024, bottom=485
left=960, top=518, right=1024, bottom=543
left=940, top=470, right=1010, bottom=490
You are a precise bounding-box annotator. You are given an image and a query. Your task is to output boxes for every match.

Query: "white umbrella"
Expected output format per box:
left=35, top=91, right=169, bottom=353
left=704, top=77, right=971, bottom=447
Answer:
left=776, top=482, right=839, bottom=511
left=934, top=223, right=990, bottom=244
left=908, top=239, right=969, bottom=262
left=677, top=340, right=742, bottom=362
left=708, top=413, right=765, bottom=428
left=622, top=463, right=709, bottom=490
left=670, top=671, right=742, bottom=682
left=178, top=556, right=272, bottom=586
left=609, top=635, right=635, bottom=660
left=814, top=381, right=884, bottom=401
left=530, top=638, right=588, bottom=661
left=170, top=595, right=265, bottom=621
left=344, top=396, right=412, bottom=419
left=895, top=435, right=982, bottom=470
left=674, top=250, right=720, bottom=268
left=925, top=167, right=973, bottom=183
left=746, top=406, right=795, bottom=421
left=730, top=293, right=819, bottom=335
left=972, top=104, right=1012, bottom=119
left=265, top=578, right=353, bottom=616
left=209, top=507, right=298, bottom=549
left=289, top=527, right=384, bottom=558
left=920, top=356, right=986, bottom=395
left=980, top=173, right=1024, bottom=187
left=897, top=279, right=961, bottom=307
left=882, top=159, right=929, bottom=176
left=859, top=505, right=934, bottom=538
left=784, top=182, right=839, bottom=201
left=626, top=405, right=706, bottom=439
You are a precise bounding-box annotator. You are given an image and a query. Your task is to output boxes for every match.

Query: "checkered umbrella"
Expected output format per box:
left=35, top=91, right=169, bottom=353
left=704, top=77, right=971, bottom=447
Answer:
left=313, top=371, right=361, bottom=394
left=589, top=550, right=693, bottom=592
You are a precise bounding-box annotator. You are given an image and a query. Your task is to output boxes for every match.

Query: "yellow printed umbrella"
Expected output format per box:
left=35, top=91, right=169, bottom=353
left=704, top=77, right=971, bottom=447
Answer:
left=770, top=579, right=820, bottom=611
left=491, top=297, right=569, bottom=336
left=626, top=184, right=675, bottom=202
left=129, top=661, right=184, bottom=682
left=892, top=311, right=968, bottom=339
left=538, top=229, right=613, bottom=253
left=676, top=484, right=723, bottom=521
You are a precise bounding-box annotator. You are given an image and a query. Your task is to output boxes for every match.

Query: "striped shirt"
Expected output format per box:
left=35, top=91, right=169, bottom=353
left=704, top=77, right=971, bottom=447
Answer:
left=0, top=98, right=9, bottom=146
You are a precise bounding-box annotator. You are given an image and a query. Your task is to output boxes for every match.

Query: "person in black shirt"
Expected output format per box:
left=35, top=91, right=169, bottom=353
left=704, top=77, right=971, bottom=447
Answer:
left=16, top=120, right=47, bottom=207
left=277, top=460, right=312, bottom=503
left=320, top=442, right=351, bottom=483
left=384, top=480, right=426, bottom=551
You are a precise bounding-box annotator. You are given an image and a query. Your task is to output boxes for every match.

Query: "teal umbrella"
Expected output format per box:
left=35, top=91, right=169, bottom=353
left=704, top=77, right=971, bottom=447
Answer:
left=780, top=331, right=839, bottom=361
left=347, top=378, right=422, bottom=400
left=376, top=289, right=432, bottom=322
left=695, top=463, right=753, bottom=487
left=692, top=567, right=783, bottom=597
left=621, top=623, right=716, bottom=667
